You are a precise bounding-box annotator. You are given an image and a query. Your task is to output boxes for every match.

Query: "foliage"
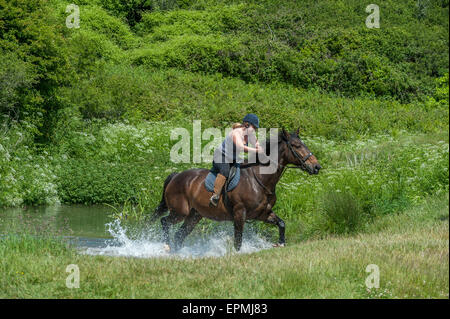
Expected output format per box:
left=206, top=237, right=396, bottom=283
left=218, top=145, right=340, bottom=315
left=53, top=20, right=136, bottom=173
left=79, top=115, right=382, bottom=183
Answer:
left=0, top=120, right=59, bottom=206
left=0, top=0, right=448, bottom=242
left=0, top=50, right=37, bottom=124
left=0, top=0, right=448, bottom=139
left=0, top=0, right=74, bottom=139
left=128, top=0, right=449, bottom=102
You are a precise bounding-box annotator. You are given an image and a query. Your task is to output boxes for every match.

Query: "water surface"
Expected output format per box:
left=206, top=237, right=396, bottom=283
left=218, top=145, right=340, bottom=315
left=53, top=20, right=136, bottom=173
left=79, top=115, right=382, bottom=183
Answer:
left=0, top=204, right=114, bottom=238
left=0, top=205, right=272, bottom=258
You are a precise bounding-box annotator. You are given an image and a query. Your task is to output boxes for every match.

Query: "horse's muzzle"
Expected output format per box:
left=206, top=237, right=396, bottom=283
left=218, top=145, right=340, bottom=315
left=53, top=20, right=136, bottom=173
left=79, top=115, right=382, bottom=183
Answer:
left=311, top=164, right=321, bottom=175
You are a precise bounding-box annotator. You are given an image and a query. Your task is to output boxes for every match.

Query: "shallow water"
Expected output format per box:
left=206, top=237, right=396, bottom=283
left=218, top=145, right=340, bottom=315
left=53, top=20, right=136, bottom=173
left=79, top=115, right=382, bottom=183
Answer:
left=82, top=219, right=272, bottom=259
left=0, top=205, right=272, bottom=258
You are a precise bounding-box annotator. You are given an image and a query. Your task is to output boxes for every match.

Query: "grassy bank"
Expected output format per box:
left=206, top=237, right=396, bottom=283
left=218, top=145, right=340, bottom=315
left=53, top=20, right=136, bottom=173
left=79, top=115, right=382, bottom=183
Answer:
left=0, top=193, right=447, bottom=298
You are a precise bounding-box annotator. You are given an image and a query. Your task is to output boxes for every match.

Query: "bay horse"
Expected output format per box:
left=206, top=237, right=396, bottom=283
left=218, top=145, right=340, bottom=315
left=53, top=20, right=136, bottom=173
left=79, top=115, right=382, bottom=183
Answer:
left=151, top=128, right=321, bottom=251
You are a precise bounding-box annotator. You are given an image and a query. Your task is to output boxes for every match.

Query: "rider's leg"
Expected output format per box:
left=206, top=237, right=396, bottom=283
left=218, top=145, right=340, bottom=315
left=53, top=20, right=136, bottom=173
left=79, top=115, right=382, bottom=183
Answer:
left=209, top=162, right=230, bottom=207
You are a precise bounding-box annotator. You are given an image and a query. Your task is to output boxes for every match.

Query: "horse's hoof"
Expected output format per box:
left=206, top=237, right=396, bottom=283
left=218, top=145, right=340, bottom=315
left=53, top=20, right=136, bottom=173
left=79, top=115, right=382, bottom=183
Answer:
left=163, top=244, right=171, bottom=252
left=272, top=243, right=285, bottom=248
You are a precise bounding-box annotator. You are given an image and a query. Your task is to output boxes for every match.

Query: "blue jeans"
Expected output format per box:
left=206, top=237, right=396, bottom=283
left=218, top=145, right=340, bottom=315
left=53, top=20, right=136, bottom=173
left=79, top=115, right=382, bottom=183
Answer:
left=211, top=161, right=231, bottom=178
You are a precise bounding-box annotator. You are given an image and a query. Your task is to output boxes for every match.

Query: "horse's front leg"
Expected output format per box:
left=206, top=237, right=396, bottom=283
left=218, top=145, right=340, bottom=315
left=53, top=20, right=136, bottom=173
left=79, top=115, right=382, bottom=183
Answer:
left=233, top=208, right=246, bottom=251
left=174, top=209, right=202, bottom=251
left=265, top=211, right=286, bottom=247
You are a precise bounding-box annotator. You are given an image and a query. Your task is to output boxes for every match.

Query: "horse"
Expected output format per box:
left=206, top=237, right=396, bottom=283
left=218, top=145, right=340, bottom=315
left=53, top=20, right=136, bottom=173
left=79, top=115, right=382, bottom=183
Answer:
left=151, top=128, right=321, bottom=251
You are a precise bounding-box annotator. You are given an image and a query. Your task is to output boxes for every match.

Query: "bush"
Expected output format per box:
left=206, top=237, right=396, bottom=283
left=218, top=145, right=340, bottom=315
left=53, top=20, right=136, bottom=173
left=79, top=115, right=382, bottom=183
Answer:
left=70, top=4, right=140, bottom=49
left=56, top=160, right=152, bottom=204
left=0, top=0, right=74, bottom=136
left=0, top=121, right=59, bottom=207
left=128, top=0, right=448, bottom=101
left=95, top=0, right=157, bottom=26
left=318, top=190, right=366, bottom=235
left=0, top=50, right=38, bottom=129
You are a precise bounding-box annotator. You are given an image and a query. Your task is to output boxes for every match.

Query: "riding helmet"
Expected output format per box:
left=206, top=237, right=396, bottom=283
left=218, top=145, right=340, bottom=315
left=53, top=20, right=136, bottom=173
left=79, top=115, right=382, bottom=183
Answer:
left=243, top=113, right=260, bottom=129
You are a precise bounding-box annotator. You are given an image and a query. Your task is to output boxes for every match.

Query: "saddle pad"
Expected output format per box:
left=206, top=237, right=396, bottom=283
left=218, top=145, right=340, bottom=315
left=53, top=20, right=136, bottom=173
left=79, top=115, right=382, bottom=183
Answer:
left=204, top=167, right=240, bottom=193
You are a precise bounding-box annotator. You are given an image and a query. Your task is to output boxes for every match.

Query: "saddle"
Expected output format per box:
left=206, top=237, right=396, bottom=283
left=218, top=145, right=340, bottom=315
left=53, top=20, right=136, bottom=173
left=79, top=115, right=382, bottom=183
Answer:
left=204, top=163, right=240, bottom=193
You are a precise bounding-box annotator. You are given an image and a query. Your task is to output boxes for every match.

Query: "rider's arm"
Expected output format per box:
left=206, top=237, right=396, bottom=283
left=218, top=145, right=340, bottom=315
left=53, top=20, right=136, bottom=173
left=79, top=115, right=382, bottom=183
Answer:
left=248, top=132, right=259, bottom=148
left=232, top=131, right=259, bottom=153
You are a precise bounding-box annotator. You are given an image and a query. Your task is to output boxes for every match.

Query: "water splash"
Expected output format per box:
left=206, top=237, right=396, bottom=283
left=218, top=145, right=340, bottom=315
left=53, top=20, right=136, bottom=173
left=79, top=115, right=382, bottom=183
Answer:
left=82, top=219, right=272, bottom=259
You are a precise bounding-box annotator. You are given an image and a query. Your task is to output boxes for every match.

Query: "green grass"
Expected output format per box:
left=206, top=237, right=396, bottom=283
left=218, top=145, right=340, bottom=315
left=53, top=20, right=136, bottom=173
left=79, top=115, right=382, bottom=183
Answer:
left=0, top=193, right=447, bottom=298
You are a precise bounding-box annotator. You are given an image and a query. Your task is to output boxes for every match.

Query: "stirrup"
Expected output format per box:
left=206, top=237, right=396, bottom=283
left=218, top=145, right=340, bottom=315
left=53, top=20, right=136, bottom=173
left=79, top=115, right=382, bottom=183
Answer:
left=209, top=194, right=220, bottom=207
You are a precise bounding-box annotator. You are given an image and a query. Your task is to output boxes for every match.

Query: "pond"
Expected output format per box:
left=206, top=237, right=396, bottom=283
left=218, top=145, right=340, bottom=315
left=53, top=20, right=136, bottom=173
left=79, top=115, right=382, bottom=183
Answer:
left=0, top=205, right=272, bottom=258
left=0, top=205, right=118, bottom=249
left=0, top=205, right=114, bottom=238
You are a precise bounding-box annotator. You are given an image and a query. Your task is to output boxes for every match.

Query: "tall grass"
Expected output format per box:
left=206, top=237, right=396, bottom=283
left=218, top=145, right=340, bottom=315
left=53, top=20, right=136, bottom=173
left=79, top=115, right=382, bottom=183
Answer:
left=0, top=234, right=71, bottom=256
left=318, top=190, right=365, bottom=235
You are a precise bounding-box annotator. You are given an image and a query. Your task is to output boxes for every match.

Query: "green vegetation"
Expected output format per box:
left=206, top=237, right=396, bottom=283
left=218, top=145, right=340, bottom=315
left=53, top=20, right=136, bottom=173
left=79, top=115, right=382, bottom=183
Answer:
left=0, top=193, right=447, bottom=298
left=0, top=0, right=448, bottom=233
left=1, top=0, right=448, bottom=131
left=0, top=0, right=448, bottom=299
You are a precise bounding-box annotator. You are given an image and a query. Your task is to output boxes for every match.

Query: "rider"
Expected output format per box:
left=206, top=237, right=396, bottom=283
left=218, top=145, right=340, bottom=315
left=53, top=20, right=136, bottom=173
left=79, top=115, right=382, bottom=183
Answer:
left=209, top=113, right=262, bottom=207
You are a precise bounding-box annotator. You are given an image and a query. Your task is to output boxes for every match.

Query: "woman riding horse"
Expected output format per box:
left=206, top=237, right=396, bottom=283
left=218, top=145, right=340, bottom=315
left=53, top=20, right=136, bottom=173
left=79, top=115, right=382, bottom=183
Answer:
left=209, top=113, right=262, bottom=207
left=152, top=123, right=322, bottom=252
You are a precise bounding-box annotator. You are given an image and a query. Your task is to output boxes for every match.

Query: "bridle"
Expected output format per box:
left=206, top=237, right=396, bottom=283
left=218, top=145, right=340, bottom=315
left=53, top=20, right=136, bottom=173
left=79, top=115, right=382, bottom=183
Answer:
left=247, top=134, right=314, bottom=196
left=245, top=135, right=314, bottom=171
left=282, top=136, right=313, bottom=170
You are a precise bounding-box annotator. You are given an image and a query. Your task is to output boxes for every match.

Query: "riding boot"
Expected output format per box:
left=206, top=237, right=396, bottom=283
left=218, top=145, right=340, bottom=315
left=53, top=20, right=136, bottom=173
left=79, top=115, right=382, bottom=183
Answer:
left=209, top=173, right=227, bottom=207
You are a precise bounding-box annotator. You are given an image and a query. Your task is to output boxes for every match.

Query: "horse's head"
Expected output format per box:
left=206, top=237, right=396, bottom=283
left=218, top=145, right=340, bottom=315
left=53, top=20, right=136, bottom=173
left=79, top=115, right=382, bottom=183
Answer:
left=279, top=128, right=321, bottom=175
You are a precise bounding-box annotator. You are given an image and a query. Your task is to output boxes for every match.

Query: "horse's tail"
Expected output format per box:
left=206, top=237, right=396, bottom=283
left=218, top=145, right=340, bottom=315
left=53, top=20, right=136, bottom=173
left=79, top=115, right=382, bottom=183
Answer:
left=148, top=172, right=178, bottom=222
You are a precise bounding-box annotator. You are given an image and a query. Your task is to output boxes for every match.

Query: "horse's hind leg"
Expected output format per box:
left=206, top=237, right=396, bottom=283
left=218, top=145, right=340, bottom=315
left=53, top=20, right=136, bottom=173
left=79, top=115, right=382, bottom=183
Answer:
left=161, top=212, right=184, bottom=249
left=174, top=209, right=202, bottom=251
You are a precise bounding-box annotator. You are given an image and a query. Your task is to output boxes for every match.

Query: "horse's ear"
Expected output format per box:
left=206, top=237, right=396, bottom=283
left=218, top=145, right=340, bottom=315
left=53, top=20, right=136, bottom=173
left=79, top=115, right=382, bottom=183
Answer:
left=280, top=127, right=289, bottom=141
left=295, top=127, right=300, bottom=136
